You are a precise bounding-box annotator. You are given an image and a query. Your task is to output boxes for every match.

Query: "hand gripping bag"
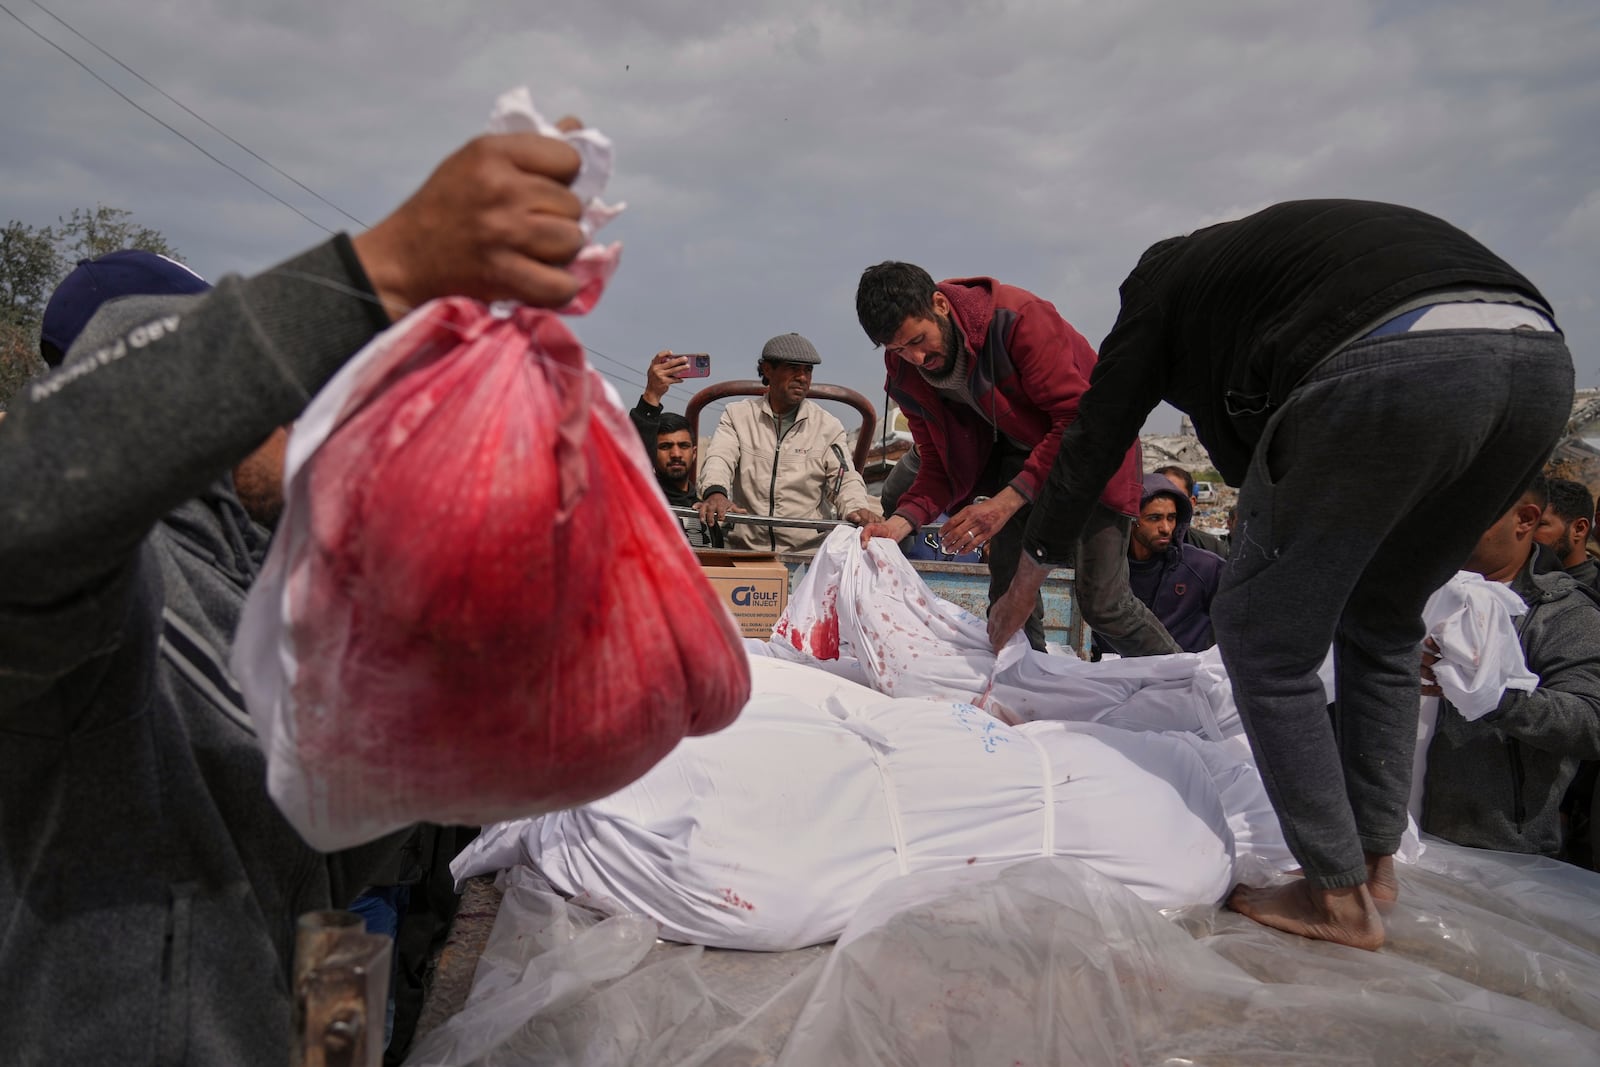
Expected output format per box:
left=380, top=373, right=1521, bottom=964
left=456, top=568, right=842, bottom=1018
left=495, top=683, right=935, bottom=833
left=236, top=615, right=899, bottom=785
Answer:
left=236, top=298, right=750, bottom=850
left=234, top=94, right=749, bottom=850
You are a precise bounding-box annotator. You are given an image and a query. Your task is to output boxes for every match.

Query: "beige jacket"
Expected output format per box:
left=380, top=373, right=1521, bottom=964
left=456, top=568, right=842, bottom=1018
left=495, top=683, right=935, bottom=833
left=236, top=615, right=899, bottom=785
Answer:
left=699, top=397, right=872, bottom=552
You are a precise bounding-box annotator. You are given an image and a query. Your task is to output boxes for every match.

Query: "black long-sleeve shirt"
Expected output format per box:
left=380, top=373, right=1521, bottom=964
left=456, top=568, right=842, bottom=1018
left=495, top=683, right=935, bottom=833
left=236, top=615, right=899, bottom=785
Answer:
left=1023, top=199, right=1550, bottom=566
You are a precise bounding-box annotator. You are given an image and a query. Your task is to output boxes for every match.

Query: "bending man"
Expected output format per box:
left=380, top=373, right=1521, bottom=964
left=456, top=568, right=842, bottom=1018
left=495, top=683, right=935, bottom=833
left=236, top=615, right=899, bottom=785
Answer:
left=855, top=262, right=1178, bottom=655
left=990, top=200, right=1572, bottom=949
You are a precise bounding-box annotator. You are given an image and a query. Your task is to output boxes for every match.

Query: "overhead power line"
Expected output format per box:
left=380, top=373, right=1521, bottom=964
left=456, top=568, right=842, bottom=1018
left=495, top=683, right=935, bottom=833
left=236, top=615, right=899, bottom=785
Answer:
left=580, top=342, right=649, bottom=391
left=6, top=2, right=649, bottom=397
left=29, top=0, right=369, bottom=229
left=0, top=1, right=333, bottom=234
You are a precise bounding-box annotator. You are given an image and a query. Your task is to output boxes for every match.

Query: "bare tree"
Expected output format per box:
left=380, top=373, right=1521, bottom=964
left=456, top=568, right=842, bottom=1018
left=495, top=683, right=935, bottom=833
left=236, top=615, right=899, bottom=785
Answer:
left=56, top=205, right=179, bottom=265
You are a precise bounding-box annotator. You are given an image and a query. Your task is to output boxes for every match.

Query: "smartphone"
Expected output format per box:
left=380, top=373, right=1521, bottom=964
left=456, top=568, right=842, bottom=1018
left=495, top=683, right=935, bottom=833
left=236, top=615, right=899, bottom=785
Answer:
left=678, top=353, right=712, bottom=378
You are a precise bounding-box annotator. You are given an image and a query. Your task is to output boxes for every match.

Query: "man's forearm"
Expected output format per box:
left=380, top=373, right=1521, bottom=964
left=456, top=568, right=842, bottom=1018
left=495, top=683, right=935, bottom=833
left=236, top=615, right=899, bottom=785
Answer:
left=882, top=513, right=916, bottom=540
left=629, top=395, right=662, bottom=447
left=1022, top=486, right=1094, bottom=567
left=1021, top=416, right=1131, bottom=566
left=696, top=430, right=740, bottom=501
left=1491, top=686, right=1600, bottom=759
left=0, top=236, right=385, bottom=593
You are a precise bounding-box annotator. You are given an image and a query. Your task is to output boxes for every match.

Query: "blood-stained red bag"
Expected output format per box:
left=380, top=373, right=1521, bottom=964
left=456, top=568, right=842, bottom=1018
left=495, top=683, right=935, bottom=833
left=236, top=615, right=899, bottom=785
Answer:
left=235, top=298, right=750, bottom=850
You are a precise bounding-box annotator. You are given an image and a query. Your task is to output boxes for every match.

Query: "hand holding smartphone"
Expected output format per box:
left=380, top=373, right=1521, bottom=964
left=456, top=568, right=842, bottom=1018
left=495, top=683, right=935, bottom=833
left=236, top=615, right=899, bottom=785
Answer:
left=646, top=350, right=709, bottom=403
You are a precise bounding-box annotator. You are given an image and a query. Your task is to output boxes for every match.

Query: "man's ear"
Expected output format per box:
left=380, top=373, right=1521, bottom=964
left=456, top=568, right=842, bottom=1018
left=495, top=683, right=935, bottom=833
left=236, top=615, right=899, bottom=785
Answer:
left=1575, top=515, right=1593, bottom=543
left=1514, top=501, right=1544, bottom=534
left=931, top=290, right=949, bottom=317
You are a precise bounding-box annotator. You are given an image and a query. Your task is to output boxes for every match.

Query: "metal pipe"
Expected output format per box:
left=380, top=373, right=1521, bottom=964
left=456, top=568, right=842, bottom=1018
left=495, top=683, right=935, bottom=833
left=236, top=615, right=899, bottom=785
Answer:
left=670, top=508, right=845, bottom=533
left=669, top=507, right=955, bottom=538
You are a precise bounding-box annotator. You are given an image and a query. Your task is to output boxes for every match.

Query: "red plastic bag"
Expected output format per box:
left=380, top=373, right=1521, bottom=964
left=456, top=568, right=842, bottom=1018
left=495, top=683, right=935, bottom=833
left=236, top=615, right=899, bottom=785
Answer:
left=237, top=298, right=750, bottom=849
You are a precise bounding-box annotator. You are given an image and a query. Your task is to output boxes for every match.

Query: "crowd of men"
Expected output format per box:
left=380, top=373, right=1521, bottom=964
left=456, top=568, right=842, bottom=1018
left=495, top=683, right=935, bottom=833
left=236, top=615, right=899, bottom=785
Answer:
left=2, top=108, right=1596, bottom=1066
left=644, top=201, right=1593, bottom=956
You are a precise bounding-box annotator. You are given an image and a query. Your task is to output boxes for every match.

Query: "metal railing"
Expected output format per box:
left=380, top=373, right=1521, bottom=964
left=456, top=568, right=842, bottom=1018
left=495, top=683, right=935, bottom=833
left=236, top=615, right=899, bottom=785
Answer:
left=669, top=507, right=962, bottom=552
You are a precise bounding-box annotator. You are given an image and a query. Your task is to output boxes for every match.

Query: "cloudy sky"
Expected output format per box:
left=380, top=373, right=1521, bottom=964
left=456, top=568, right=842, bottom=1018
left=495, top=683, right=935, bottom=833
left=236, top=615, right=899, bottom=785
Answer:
left=4, top=0, right=1597, bottom=437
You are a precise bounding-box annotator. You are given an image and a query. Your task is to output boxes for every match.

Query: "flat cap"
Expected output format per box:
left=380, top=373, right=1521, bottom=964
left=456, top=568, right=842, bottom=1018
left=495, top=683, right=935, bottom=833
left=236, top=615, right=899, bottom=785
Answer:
left=760, top=332, right=821, bottom=365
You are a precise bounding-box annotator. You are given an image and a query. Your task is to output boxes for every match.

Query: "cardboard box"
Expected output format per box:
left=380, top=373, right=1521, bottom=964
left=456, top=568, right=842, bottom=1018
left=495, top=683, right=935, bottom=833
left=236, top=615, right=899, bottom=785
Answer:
left=695, top=551, right=790, bottom=638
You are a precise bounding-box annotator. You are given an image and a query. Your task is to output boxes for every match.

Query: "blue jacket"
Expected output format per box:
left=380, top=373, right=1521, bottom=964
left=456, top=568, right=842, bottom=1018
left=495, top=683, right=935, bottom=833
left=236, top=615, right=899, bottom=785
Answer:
left=1125, top=474, right=1224, bottom=653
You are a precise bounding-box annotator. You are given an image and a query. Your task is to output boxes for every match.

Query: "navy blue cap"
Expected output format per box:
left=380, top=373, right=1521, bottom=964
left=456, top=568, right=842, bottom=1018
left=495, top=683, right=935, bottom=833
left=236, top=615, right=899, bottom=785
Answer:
left=40, top=249, right=210, bottom=366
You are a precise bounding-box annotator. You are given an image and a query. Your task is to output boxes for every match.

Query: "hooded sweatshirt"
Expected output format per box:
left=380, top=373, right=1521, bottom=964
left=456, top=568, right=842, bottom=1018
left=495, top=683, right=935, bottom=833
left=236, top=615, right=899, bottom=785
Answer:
left=0, top=236, right=404, bottom=1066
left=1124, top=474, right=1225, bottom=653
left=885, top=277, right=1143, bottom=529
left=1422, top=554, right=1600, bottom=855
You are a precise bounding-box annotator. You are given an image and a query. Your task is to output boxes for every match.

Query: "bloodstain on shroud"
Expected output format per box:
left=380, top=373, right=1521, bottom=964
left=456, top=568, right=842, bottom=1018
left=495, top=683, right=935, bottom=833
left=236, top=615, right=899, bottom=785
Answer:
left=719, top=889, right=757, bottom=911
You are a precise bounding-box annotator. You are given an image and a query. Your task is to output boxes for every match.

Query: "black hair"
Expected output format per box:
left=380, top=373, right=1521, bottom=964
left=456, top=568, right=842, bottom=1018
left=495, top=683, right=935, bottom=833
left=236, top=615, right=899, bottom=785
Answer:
left=1525, top=470, right=1550, bottom=510
left=1544, top=476, right=1594, bottom=525
left=856, top=261, right=937, bottom=346
left=656, top=412, right=691, bottom=438
left=756, top=358, right=770, bottom=386
left=1153, top=465, right=1195, bottom=494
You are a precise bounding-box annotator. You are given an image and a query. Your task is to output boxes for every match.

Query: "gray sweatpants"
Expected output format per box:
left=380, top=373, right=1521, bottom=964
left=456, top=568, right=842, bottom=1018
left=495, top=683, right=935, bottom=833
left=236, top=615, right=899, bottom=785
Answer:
left=1212, top=328, right=1573, bottom=888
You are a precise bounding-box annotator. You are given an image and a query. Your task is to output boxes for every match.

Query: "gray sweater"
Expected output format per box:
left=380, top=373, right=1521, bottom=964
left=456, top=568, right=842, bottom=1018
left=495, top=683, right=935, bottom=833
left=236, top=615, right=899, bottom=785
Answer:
left=1422, top=556, right=1600, bottom=856
left=0, top=237, right=402, bottom=1065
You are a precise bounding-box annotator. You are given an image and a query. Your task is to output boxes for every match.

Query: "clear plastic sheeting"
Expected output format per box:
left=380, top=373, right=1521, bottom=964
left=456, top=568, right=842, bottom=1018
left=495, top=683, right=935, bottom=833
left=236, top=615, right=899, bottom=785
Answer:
left=403, top=867, right=827, bottom=1067
left=411, top=844, right=1600, bottom=1066
left=781, top=848, right=1600, bottom=1067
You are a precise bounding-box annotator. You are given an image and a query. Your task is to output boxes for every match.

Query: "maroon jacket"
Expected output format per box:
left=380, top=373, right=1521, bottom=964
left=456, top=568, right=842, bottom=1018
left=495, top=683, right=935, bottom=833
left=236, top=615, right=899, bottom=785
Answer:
left=885, top=277, right=1142, bottom=528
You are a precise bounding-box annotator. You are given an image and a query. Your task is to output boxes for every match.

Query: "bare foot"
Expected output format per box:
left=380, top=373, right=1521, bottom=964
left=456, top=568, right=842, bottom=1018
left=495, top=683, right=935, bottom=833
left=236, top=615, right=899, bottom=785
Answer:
left=1365, top=853, right=1399, bottom=907
left=1227, top=880, right=1386, bottom=951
